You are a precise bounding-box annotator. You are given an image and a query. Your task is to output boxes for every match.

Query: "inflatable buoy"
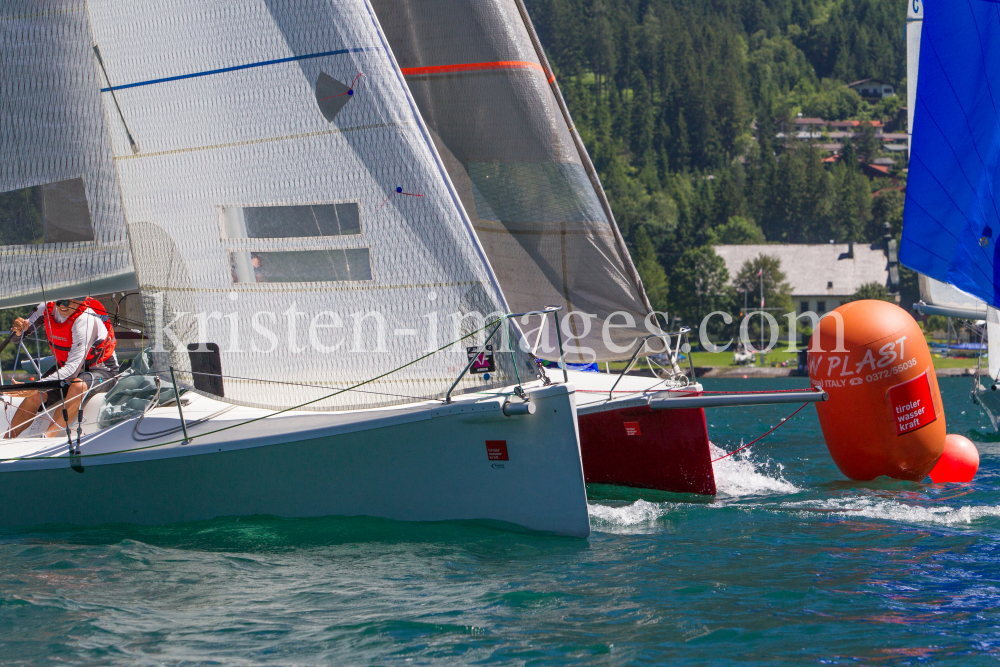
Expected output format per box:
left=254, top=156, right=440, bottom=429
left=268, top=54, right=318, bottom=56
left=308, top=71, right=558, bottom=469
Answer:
left=929, top=434, right=979, bottom=483
left=808, top=300, right=946, bottom=481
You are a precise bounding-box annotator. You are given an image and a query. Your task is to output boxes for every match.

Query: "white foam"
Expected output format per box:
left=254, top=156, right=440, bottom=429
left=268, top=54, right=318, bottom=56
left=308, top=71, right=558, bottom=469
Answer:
left=710, top=443, right=800, bottom=497
left=785, top=497, right=1000, bottom=525
left=588, top=499, right=669, bottom=530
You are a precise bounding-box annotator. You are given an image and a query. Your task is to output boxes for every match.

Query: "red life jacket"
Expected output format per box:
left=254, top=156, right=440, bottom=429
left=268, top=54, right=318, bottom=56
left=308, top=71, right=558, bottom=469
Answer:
left=43, top=298, right=117, bottom=369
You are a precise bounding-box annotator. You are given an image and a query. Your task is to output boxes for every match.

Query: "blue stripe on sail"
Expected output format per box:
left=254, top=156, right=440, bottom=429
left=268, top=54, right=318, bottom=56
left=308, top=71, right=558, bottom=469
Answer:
left=99, top=46, right=382, bottom=92
left=901, top=0, right=1000, bottom=306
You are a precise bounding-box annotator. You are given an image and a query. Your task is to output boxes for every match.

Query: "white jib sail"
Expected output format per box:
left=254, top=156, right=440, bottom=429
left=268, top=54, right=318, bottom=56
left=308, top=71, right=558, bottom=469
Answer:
left=86, top=0, right=536, bottom=410
left=0, top=1, right=135, bottom=308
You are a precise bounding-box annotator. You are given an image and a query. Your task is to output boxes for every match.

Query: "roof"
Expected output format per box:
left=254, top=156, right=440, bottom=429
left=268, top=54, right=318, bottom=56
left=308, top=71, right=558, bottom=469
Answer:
left=713, top=244, right=889, bottom=297
left=794, top=117, right=826, bottom=125
left=847, top=79, right=892, bottom=88
left=830, top=120, right=884, bottom=128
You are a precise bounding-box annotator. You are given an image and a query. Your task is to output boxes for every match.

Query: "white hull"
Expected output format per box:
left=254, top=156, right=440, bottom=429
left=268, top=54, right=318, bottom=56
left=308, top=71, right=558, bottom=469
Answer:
left=0, top=383, right=590, bottom=537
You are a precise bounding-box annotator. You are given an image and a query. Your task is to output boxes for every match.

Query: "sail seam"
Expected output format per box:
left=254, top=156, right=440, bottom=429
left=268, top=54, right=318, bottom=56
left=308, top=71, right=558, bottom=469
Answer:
left=99, top=46, right=382, bottom=92
left=135, top=280, right=485, bottom=294
left=0, top=7, right=82, bottom=22
left=112, top=121, right=415, bottom=160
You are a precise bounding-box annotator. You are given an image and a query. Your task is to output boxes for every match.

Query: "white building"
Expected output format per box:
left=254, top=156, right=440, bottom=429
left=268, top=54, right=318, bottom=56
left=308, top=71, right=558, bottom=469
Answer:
left=713, top=242, right=895, bottom=315
left=847, top=78, right=895, bottom=99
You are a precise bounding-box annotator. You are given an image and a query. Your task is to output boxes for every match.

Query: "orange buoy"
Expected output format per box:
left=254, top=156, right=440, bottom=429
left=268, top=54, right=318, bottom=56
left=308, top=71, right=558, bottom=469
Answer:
left=808, top=300, right=946, bottom=481
left=928, top=434, right=979, bottom=483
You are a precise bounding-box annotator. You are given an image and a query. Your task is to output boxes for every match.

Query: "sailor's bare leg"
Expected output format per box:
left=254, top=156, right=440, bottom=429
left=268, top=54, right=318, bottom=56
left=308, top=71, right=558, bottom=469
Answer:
left=45, top=379, right=87, bottom=437
left=7, top=391, right=43, bottom=438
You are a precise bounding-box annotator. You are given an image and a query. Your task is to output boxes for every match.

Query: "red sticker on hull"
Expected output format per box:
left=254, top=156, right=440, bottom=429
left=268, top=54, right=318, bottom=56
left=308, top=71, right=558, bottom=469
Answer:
left=885, top=372, right=937, bottom=435
left=486, top=440, right=509, bottom=461
left=624, top=422, right=641, bottom=436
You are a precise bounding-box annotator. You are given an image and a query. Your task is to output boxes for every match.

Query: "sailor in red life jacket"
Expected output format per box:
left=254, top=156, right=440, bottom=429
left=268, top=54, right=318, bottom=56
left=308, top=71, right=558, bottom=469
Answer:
left=4, top=298, right=118, bottom=439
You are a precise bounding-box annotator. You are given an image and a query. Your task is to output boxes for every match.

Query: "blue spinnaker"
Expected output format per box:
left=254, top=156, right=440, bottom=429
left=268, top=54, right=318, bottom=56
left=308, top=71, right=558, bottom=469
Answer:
left=902, top=0, right=1000, bottom=306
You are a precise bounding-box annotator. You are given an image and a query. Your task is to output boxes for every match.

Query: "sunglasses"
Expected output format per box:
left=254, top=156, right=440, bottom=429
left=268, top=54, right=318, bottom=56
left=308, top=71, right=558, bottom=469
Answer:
left=54, top=299, right=73, bottom=308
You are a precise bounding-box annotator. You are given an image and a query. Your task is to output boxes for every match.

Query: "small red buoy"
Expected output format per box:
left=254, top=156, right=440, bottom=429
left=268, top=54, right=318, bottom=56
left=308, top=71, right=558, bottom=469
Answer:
left=809, top=300, right=946, bottom=481
left=929, top=434, right=980, bottom=483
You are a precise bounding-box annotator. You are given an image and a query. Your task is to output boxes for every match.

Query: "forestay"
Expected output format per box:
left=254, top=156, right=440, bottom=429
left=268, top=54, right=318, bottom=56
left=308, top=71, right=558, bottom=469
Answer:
left=0, top=1, right=135, bottom=308
left=87, top=0, right=535, bottom=410
left=370, top=0, right=654, bottom=363
left=901, top=0, right=1000, bottom=308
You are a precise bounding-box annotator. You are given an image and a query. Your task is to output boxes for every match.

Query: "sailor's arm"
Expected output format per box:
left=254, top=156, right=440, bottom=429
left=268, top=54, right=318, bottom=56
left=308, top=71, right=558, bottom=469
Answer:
left=43, top=314, right=99, bottom=382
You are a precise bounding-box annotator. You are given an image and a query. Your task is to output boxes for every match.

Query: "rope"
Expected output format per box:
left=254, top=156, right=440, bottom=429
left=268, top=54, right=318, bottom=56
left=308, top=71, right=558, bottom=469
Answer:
left=710, top=403, right=809, bottom=463
left=0, top=319, right=501, bottom=462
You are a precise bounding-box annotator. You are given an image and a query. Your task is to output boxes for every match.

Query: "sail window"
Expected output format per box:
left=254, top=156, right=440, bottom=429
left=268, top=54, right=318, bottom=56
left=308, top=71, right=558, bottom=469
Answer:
left=0, top=178, right=95, bottom=245
left=230, top=249, right=372, bottom=283
left=220, top=203, right=361, bottom=239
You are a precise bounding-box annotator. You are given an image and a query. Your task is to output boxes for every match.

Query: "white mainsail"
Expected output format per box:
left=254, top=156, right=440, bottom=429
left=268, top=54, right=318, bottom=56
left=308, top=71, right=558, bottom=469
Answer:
left=87, top=0, right=537, bottom=410
left=0, top=1, right=135, bottom=308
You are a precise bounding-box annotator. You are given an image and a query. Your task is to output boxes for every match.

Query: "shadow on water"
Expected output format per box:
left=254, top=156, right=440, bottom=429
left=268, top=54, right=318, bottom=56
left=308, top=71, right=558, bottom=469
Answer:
left=0, top=514, right=591, bottom=556
left=585, top=483, right=716, bottom=506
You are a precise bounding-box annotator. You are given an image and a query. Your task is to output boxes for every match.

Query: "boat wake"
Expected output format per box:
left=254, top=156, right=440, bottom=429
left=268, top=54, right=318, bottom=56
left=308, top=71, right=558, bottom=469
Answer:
left=783, top=497, right=1000, bottom=526
left=587, top=500, right=669, bottom=532
left=710, top=443, right=800, bottom=498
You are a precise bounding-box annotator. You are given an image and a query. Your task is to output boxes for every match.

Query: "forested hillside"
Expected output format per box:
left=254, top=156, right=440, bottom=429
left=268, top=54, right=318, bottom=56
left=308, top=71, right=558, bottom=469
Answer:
left=525, top=0, right=909, bottom=321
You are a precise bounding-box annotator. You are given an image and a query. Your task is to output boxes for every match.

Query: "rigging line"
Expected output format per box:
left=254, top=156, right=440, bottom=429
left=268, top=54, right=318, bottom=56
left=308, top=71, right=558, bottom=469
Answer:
left=920, top=36, right=1000, bottom=229
left=92, top=45, right=139, bottom=154
left=171, top=369, right=446, bottom=404
left=710, top=403, right=809, bottom=463
left=913, top=95, right=1000, bottom=233
left=0, top=319, right=502, bottom=462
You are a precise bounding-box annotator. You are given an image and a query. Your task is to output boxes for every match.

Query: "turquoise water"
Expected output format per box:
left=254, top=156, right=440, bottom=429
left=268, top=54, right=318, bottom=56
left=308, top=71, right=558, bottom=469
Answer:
left=3, top=376, right=1000, bottom=665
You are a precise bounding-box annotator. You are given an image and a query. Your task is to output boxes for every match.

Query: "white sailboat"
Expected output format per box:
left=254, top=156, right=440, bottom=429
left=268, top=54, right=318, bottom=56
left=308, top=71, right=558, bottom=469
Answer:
left=0, top=0, right=590, bottom=536
left=901, top=0, right=1000, bottom=429
left=370, top=0, right=718, bottom=494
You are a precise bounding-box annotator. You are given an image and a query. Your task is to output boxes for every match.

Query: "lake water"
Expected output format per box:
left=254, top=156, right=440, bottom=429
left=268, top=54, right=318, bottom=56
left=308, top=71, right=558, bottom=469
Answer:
left=2, top=376, right=999, bottom=665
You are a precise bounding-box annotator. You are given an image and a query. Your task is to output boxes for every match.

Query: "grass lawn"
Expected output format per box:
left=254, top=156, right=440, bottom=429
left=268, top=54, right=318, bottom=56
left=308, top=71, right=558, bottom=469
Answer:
left=932, top=355, right=978, bottom=369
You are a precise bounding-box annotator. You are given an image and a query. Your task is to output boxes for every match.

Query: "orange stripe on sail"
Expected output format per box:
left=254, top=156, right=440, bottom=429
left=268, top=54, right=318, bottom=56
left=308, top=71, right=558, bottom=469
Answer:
left=400, top=60, right=548, bottom=77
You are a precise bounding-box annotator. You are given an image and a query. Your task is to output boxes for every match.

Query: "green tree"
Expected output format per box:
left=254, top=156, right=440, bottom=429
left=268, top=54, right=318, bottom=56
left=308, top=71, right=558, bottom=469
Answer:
left=634, top=226, right=669, bottom=313
left=669, top=246, right=733, bottom=331
left=707, top=216, right=766, bottom=244
left=855, top=121, right=880, bottom=163
left=733, top=254, right=793, bottom=315
left=845, top=281, right=893, bottom=302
